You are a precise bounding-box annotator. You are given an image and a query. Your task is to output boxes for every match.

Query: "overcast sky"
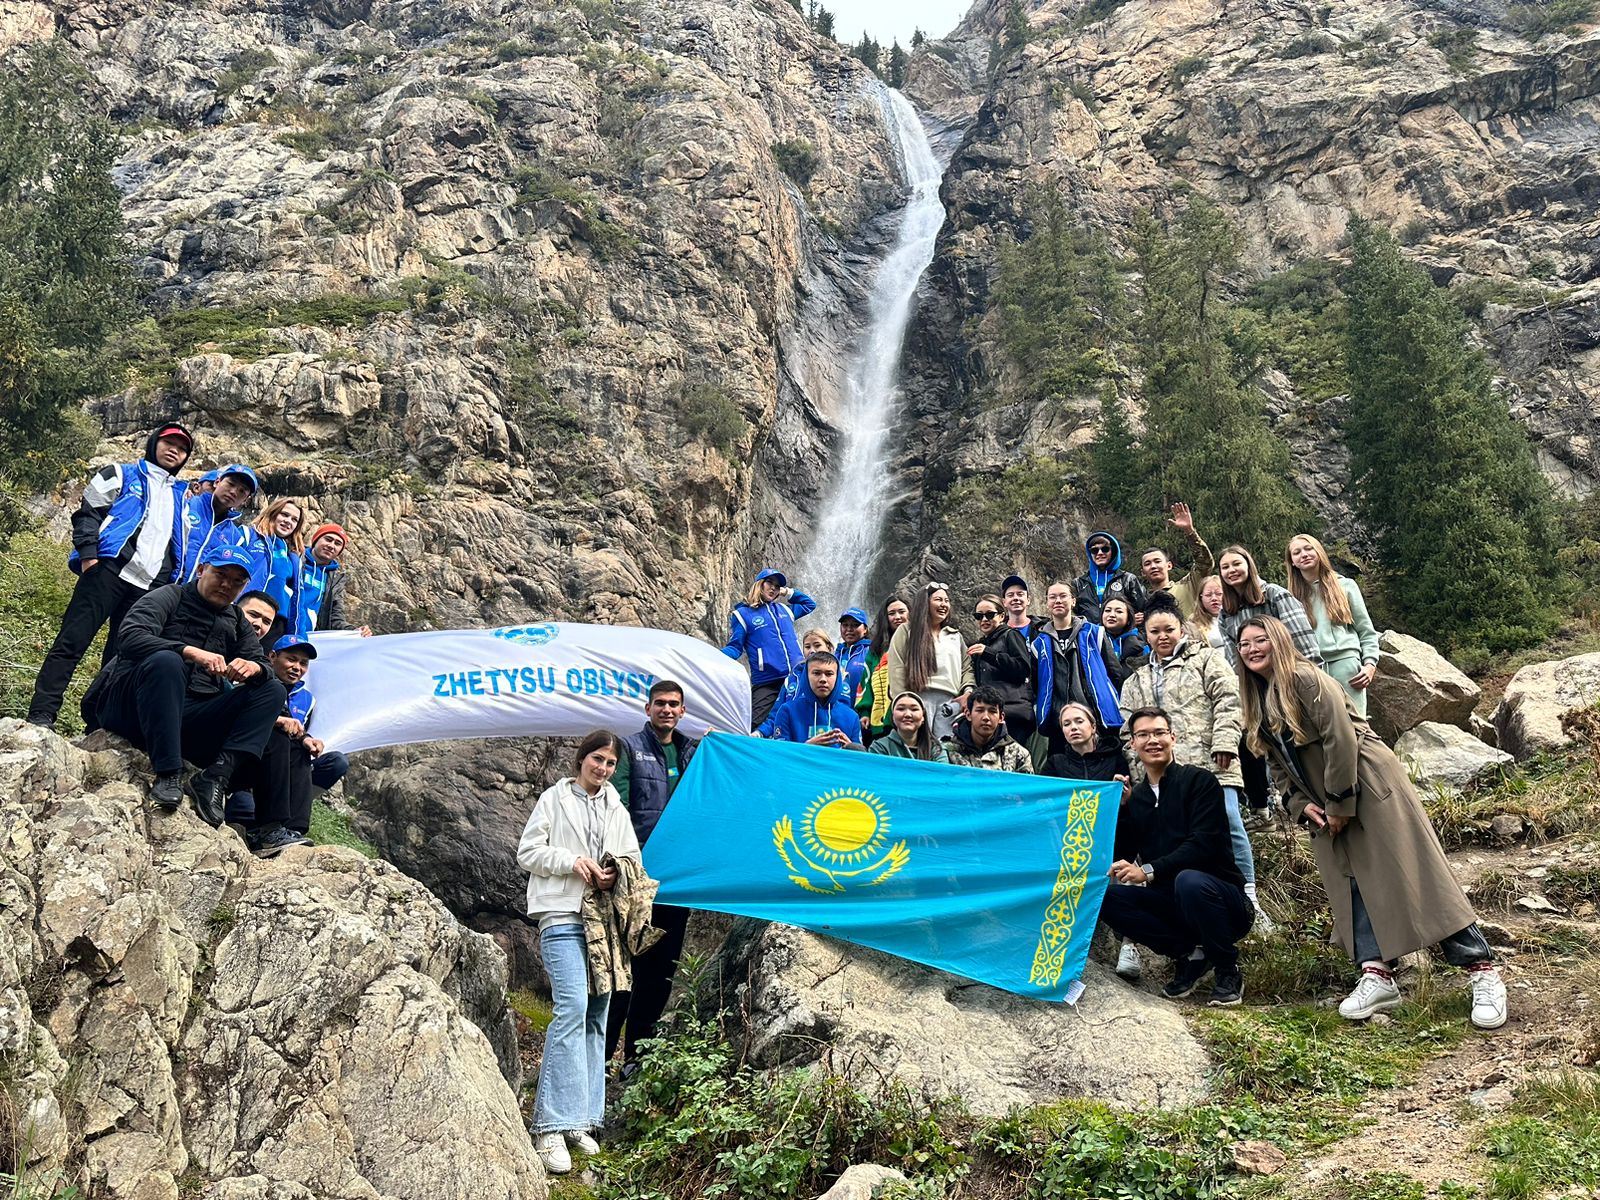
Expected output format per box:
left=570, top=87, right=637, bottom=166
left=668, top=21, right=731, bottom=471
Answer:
left=829, top=0, right=972, bottom=50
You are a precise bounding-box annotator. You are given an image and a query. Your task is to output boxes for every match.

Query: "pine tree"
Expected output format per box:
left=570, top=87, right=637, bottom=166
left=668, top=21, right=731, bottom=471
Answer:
left=911, top=27, right=926, bottom=48
left=0, top=40, right=134, bottom=546
left=1344, top=218, right=1559, bottom=653
left=1003, top=0, right=1030, bottom=50
left=1092, top=384, right=1141, bottom=517
left=1127, top=198, right=1314, bottom=554
left=852, top=32, right=881, bottom=72
left=887, top=39, right=908, bottom=87
left=813, top=6, right=835, bottom=38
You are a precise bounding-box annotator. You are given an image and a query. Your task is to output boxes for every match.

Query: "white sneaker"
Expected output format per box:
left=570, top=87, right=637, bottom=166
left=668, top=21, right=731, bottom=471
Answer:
left=534, top=1131, right=571, bottom=1174
left=1469, top=966, right=1508, bottom=1030
left=1338, top=969, right=1402, bottom=1020
left=1115, top=941, right=1142, bottom=980
left=566, top=1129, right=600, bottom=1155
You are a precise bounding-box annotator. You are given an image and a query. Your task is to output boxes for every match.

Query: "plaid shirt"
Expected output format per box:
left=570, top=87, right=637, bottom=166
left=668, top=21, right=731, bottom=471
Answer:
left=1217, top=583, right=1324, bottom=667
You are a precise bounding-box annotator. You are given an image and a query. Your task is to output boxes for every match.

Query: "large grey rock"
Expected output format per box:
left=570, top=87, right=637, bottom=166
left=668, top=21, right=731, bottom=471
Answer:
left=0, top=720, right=543, bottom=1200
left=713, top=921, right=1211, bottom=1117
left=1495, top=652, right=1600, bottom=760
left=817, top=1165, right=909, bottom=1200
left=1366, top=631, right=1482, bottom=743
left=1396, top=721, right=1513, bottom=795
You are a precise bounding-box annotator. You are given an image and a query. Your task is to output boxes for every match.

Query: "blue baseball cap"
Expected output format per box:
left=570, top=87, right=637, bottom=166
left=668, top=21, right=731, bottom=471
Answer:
left=217, top=463, right=260, bottom=493
left=198, top=468, right=221, bottom=483
left=201, top=542, right=254, bottom=573
left=838, top=607, right=869, bottom=626
left=271, top=634, right=317, bottom=659
left=755, top=568, right=788, bottom=588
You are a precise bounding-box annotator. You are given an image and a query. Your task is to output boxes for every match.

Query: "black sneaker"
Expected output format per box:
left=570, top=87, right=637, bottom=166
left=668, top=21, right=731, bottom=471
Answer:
left=1162, top=955, right=1211, bottom=999
left=618, top=1059, right=642, bottom=1084
left=247, top=825, right=307, bottom=858
left=150, top=772, right=184, bottom=811
left=1208, top=969, right=1244, bottom=1007
left=186, top=771, right=228, bottom=827
left=24, top=714, right=55, bottom=729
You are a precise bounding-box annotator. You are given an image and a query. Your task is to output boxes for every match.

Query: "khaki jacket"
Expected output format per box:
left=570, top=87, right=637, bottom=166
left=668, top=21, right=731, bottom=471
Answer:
left=1256, top=665, right=1477, bottom=960
left=581, top=854, right=663, bottom=995
left=1118, top=639, right=1244, bottom=788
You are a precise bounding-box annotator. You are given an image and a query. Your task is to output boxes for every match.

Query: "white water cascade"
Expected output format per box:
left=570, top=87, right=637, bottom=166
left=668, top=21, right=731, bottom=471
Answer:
left=796, top=86, right=947, bottom=618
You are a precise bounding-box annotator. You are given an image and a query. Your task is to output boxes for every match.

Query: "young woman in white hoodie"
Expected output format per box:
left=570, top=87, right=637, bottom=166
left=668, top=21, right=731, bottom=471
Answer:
left=516, top=730, right=641, bottom=1175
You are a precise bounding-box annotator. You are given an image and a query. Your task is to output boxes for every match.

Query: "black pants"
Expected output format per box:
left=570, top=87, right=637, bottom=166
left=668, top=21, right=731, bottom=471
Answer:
left=1239, top=739, right=1270, bottom=810
left=97, top=650, right=285, bottom=776
left=605, top=903, right=690, bottom=1064
left=750, top=681, right=783, bottom=730
left=1349, top=879, right=1493, bottom=969
left=1099, top=869, right=1254, bottom=972
left=28, top=565, right=152, bottom=723
left=239, top=728, right=314, bottom=831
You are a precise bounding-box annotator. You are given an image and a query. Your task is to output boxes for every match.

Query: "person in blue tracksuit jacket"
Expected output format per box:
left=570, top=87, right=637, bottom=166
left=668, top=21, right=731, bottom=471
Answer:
left=27, top=423, right=196, bottom=727
left=761, top=653, right=863, bottom=748
left=175, top=464, right=259, bottom=583
left=722, top=567, right=815, bottom=729
left=835, top=606, right=872, bottom=700
left=233, top=497, right=306, bottom=637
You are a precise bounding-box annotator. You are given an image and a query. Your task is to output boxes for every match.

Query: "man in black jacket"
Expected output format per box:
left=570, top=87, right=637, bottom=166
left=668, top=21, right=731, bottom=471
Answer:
left=605, top=679, right=699, bottom=1077
left=95, top=542, right=287, bottom=823
left=1099, top=707, right=1252, bottom=1007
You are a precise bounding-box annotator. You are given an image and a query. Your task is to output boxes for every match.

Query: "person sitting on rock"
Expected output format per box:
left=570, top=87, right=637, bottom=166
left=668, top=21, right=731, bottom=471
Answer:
left=761, top=651, right=863, bottom=749
left=175, top=463, right=259, bottom=582
left=1098, top=707, right=1252, bottom=1008
left=943, top=686, right=1034, bottom=772
left=1072, top=532, right=1147, bottom=627
left=606, top=680, right=699, bottom=1079
left=92, top=542, right=286, bottom=823
left=1138, top=502, right=1214, bottom=617
left=292, top=522, right=371, bottom=637
left=27, top=423, right=196, bottom=730
left=835, top=606, right=872, bottom=701
left=722, top=567, right=817, bottom=730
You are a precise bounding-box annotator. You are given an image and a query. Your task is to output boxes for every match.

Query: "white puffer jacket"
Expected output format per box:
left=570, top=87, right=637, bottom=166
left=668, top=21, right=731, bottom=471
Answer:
left=517, top=778, right=641, bottom=920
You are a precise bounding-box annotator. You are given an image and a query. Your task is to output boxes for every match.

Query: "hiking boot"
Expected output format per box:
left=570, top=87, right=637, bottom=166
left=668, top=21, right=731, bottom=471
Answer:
left=1338, top=967, right=1402, bottom=1020
left=1162, top=955, right=1211, bottom=1000
left=149, top=772, right=184, bottom=811
left=1208, top=969, right=1244, bottom=1007
left=1242, top=806, right=1275, bottom=832
left=1115, top=941, right=1143, bottom=981
left=534, top=1132, right=571, bottom=1174
left=24, top=714, right=55, bottom=729
left=565, top=1130, right=600, bottom=1156
left=186, top=770, right=228, bottom=827
left=248, top=825, right=309, bottom=859
left=1469, top=965, right=1508, bottom=1030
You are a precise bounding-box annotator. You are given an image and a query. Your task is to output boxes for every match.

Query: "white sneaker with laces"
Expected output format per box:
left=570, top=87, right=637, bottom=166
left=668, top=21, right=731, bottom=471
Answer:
left=534, top=1131, right=571, bottom=1174
left=1469, top=966, right=1508, bottom=1030
left=1338, top=969, right=1401, bottom=1020
left=1115, top=941, right=1142, bottom=980
left=566, top=1129, right=600, bottom=1156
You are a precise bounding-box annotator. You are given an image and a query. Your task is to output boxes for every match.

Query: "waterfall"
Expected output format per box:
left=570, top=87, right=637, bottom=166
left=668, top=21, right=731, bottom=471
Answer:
left=796, top=85, right=947, bottom=621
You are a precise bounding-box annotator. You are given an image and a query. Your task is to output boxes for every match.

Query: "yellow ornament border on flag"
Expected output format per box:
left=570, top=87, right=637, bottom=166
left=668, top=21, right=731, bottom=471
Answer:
left=1029, top=786, right=1103, bottom=987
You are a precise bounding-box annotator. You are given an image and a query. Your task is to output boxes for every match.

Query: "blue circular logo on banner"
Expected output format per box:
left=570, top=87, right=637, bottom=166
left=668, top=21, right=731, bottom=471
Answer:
left=493, top=623, right=560, bottom=646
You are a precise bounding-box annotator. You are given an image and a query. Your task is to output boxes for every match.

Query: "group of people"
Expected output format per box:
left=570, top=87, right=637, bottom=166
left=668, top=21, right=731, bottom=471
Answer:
left=26, top=423, right=367, bottom=857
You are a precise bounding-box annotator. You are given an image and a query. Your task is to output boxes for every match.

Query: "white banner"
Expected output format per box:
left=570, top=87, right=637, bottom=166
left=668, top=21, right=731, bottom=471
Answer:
left=306, top=623, right=752, bottom=753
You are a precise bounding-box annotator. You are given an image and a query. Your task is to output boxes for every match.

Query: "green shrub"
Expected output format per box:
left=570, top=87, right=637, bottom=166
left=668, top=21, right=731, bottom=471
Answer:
left=1069, top=0, right=1133, bottom=30
left=1170, top=55, right=1209, bottom=84
left=511, top=163, right=636, bottom=261
left=214, top=48, right=277, bottom=99
left=1506, top=0, right=1595, bottom=41
left=1242, top=256, right=1349, bottom=403
left=1430, top=28, right=1479, bottom=72
left=679, top=383, right=744, bottom=451
left=1281, top=32, right=1337, bottom=57
left=771, top=139, right=819, bottom=186
left=0, top=531, right=100, bottom=731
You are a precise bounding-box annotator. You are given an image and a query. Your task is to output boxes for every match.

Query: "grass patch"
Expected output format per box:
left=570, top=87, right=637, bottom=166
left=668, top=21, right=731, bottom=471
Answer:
left=509, top=989, right=554, bottom=1031
left=1544, top=863, right=1600, bottom=910
left=1468, top=868, right=1525, bottom=913
left=0, top=531, right=101, bottom=733
left=1427, top=747, right=1600, bottom=848
left=1506, top=0, right=1595, bottom=41
left=308, top=800, right=377, bottom=857
left=1280, top=32, right=1338, bottom=58
left=1480, top=1071, right=1600, bottom=1197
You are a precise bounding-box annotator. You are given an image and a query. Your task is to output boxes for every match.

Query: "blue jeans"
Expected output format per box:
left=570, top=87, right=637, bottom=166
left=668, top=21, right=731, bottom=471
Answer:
left=534, top=924, right=610, bottom=1135
left=1222, top=786, right=1256, bottom=887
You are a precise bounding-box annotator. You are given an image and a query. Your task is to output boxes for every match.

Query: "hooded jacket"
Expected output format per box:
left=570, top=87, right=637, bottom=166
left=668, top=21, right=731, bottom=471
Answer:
left=1072, top=532, right=1148, bottom=626
left=68, top=425, right=194, bottom=587
left=292, top=555, right=352, bottom=636
left=516, top=778, right=641, bottom=924
left=1031, top=618, right=1127, bottom=730
left=722, top=589, right=817, bottom=685
left=971, top=623, right=1035, bottom=730
left=763, top=689, right=863, bottom=746
left=943, top=716, right=1034, bottom=773
left=1118, top=637, right=1245, bottom=789
left=756, top=657, right=853, bottom=734
left=865, top=691, right=949, bottom=762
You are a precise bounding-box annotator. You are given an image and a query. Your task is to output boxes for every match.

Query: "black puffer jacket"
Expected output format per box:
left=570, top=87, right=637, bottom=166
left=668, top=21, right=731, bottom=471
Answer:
left=971, top=623, right=1034, bottom=730
left=113, top=582, right=271, bottom=697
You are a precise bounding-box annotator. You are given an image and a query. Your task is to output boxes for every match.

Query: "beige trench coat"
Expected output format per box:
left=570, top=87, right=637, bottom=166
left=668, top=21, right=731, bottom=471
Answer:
left=1258, top=665, right=1477, bottom=961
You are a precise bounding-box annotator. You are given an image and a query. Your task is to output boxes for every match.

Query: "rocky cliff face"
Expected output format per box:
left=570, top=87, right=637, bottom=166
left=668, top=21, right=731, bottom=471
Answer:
left=0, top=720, right=542, bottom=1199
left=890, top=0, right=1599, bottom=597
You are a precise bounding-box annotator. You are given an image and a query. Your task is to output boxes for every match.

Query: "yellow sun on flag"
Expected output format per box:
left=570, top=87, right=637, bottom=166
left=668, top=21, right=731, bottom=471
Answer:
left=800, top=789, right=888, bottom=866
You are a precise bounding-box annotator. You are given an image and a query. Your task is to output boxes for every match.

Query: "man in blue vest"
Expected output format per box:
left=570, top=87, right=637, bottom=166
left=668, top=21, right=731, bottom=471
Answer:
left=175, top=464, right=259, bottom=582
left=27, top=424, right=195, bottom=728
left=605, top=679, right=699, bottom=1077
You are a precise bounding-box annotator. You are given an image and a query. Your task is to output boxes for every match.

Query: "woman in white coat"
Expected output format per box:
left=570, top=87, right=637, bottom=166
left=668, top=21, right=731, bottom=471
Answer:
left=517, top=730, right=641, bottom=1175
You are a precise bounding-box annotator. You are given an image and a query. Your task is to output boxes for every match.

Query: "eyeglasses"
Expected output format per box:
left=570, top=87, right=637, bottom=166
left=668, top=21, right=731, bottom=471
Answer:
left=1089, top=544, right=1113, bottom=555
left=1131, top=729, right=1173, bottom=741
left=973, top=610, right=1000, bottom=620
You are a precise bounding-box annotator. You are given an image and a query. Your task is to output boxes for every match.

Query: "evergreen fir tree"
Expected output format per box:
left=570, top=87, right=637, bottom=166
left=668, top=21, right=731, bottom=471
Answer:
left=852, top=32, right=881, bottom=72
left=1344, top=218, right=1559, bottom=653
left=1092, top=384, right=1141, bottom=518
left=911, top=27, right=926, bottom=48
left=887, top=40, right=908, bottom=87
left=813, top=7, right=835, bottom=38
left=1003, top=0, right=1030, bottom=50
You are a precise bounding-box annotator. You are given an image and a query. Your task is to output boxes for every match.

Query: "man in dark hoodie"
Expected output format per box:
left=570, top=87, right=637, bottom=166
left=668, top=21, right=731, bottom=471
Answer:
left=94, top=542, right=287, bottom=823
left=1072, top=532, right=1148, bottom=627
left=943, top=687, right=1033, bottom=773
left=27, top=424, right=196, bottom=728
left=1098, top=707, right=1251, bottom=1007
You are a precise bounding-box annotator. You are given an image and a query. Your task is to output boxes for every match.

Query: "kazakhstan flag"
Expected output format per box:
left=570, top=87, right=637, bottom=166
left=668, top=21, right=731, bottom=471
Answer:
left=645, top=734, right=1121, bottom=1003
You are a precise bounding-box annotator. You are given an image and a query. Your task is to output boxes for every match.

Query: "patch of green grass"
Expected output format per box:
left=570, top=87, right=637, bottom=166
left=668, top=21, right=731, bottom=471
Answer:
left=215, top=49, right=277, bottom=99
left=0, top=531, right=102, bottom=732
left=1067, top=0, right=1132, bottom=30
left=1428, top=747, right=1600, bottom=848
left=1430, top=28, right=1479, bottom=73
left=1506, top=0, right=1595, bottom=41
left=1544, top=862, right=1600, bottom=910
left=509, top=989, right=554, bottom=1031
left=1280, top=32, right=1338, bottom=58
left=1481, top=1071, right=1600, bottom=1197
left=1469, top=867, right=1525, bottom=913
left=679, top=382, right=744, bottom=452
left=308, top=800, right=377, bottom=857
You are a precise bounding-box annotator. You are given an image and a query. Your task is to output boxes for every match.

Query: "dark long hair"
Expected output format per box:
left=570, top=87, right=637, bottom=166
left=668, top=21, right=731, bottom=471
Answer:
left=867, top=593, right=909, bottom=659
left=903, top=582, right=950, bottom=693
left=573, top=730, right=624, bottom=770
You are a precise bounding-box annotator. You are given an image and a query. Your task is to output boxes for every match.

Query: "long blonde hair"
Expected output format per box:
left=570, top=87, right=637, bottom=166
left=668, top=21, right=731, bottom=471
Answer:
left=1285, top=534, right=1353, bottom=628
left=1236, top=615, right=1317, bottom=757
left=253, top=497, right=306, bottom=554
left=1189, top=573, right=1221, bottom=637
left=744, top=578, right=772, bottom=608
left=1218, top=545, right=1266, bottom=614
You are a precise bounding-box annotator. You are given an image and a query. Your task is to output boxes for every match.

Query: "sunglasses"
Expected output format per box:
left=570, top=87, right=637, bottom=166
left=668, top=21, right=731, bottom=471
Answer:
left=973, top=610, right=1000, bottom=620
left=926, top=581, right=949, bottom=592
